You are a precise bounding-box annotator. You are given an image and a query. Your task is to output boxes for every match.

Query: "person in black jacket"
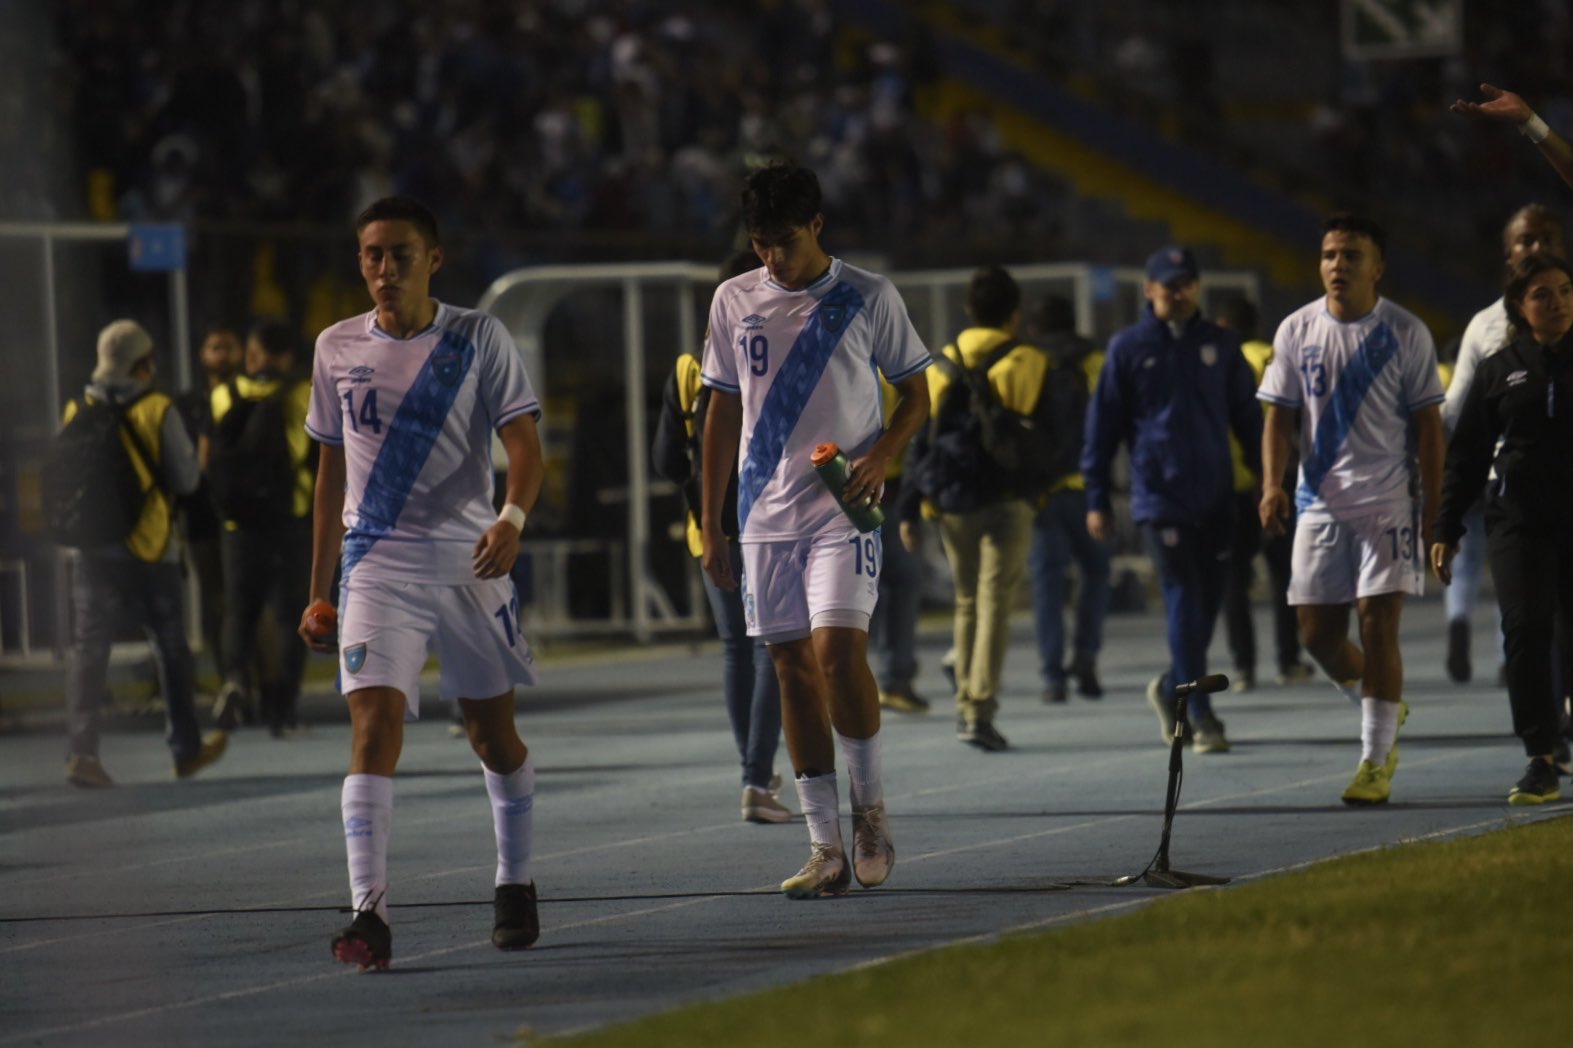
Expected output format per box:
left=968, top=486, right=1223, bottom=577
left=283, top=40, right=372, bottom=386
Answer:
left=1433, top=253, right=1573, bottom=805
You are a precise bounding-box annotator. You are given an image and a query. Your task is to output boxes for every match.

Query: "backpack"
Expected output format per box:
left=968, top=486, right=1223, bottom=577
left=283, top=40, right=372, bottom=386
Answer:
left=916, top=339, right=1086, bottom=512
left=650, top=354, right=737, bottom=538
left=43, top=391, right=160, bottom=548
left=207, top=379, right=296, bottom=527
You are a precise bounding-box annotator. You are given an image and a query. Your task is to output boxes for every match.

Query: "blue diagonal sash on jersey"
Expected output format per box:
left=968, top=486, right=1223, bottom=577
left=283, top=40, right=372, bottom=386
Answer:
left=1296, top=321, right=1399, bottom=511
left=342, top=330, right=475, bottom=579
left=737, top=282, right=866, bottom=534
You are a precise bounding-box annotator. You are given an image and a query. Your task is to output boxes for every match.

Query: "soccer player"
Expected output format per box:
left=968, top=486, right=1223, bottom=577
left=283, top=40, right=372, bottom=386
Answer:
left=300, top=196, right=545, bottom=968
left=1258, top=214, right=1446, bottom=806
left=700, top=163, right=931, bottom=898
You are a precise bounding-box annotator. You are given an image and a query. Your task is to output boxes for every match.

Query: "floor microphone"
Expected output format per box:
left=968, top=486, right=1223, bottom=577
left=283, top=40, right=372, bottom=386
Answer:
left=1173, top=673, right=1230, bottom=697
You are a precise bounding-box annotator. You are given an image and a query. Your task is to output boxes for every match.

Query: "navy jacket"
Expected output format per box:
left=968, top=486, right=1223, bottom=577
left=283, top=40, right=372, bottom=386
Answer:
left=1081, top=309, right=1262, bottom=526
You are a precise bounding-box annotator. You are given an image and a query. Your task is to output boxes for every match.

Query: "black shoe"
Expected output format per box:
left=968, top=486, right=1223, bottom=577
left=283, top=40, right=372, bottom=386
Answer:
left=959, top=719, right=1009, bottom=752
left=1554, top=737, right=1572, bottom=777
left=332, top=910, right=392, bottom=970
left=1445, top=620, right=1471, bottom=683
left=1508, top=758, right=1561, bottom=806
left=1070, top=654, right=1103, bottom=698
left=492, top=883, right=540, bottom=950
left=1043, top=682, right=1068, bottom=704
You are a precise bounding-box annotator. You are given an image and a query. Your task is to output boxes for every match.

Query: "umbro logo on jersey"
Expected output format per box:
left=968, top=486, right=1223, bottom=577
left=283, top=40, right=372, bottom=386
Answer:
left=742, top=314, right=768, bottom=329
left=1506, top=370, right=1529, bottom=386
left=349, top=365, right=376, bottom=384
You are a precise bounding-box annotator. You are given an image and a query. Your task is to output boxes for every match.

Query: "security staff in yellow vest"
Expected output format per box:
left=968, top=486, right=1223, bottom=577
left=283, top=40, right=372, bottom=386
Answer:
left=869, top=377, right=929, bottom=714
left=650, top=249, right=788, bottom=823
left=62, top=320, right=227, bottom=787
left=204, top=321, right=316, bottom=736
left=1024, top=295, right=1110, bottom=705
left=1216, top=297, right=1311, bottom=693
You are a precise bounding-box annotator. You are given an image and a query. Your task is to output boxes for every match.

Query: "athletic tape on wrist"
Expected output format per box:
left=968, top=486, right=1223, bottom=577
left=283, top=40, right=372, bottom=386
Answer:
left=1522, top=112, right=1552, bottom=144
left=498, top=503, right=526, bottom=530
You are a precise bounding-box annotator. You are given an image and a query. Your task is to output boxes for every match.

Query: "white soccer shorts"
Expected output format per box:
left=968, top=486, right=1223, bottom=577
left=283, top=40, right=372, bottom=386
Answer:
left=1287, top=504, right=1425, bottom=605
left=337, top=574, right=537, bottom=718
left=740, top=525, right=882, bottom=642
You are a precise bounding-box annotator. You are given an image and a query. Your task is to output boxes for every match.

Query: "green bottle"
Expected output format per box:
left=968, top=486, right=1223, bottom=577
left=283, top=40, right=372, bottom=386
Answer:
left=812, top=442, right=885, bottom=533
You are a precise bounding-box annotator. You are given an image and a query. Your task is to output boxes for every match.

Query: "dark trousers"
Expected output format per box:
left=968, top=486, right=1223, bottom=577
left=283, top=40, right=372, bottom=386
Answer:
left=1489, top=522, right=1573, bottom=758
left=870, top=522, right=922, bottom=692
left=65, top=555, right=201, bottom=763
left=1223, top=492, right=1301, bottom=676
left=188, top=534, right=224, bottom=672
left=700, top=541, right=782, bottom=789
left=220, top=518, right=310, bottom=729
left=1029, top=488, right=1111, bottom=686
left=1143, top=506, right=1233, bottom=719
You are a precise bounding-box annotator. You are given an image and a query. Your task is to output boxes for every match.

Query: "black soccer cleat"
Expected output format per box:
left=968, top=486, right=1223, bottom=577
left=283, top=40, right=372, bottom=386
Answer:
left=331, top=910, right=392, bottom=971
left=492, top=883, right=539, bottom=950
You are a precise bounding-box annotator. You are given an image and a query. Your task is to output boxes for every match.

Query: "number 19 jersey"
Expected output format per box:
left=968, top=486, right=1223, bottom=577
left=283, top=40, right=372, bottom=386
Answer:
left=306, top=302, right=541, bottom=584
left=1258, top=297, right=1443, bottom=523
left=701, top=258, right=931, bottom=542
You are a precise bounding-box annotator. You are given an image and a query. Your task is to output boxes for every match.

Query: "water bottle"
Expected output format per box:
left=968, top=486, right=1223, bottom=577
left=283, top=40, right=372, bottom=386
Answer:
left=811, top=442, right=885, bottom=533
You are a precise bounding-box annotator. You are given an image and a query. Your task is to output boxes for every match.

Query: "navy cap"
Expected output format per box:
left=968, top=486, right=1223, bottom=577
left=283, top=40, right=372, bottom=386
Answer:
left=1144, top=245, right=1200, bottom=285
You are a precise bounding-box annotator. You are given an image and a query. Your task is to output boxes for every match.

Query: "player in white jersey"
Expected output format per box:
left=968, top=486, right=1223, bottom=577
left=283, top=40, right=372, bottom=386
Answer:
left=297, top=197, right=546, bottom=969
left=700, top=164, right=931, bottom=898
left=1258, top=214, right=1446, bottom=807
left=1437, top=205, right=1564, bottom=684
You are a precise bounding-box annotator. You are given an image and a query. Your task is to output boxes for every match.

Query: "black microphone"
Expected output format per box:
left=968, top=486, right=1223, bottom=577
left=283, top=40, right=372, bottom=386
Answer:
left=1173, top=673, right=1230, bottom=697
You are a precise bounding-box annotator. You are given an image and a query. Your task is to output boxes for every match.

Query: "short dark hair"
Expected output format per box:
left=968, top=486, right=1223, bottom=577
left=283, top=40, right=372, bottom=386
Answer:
left=248, top=320, right=296, bottom=360
left=740, top=163, right=822, bottom=238
left=355, top=196, right=440, bottom=247
left=1030, top=294, right=1077, bottom=336
left=719, top=248, right=760, bottom=283
left=1322, top=212, right=1386, bottom=257
left=1214, top=296, right=1259, bottom=339
left=1501, top=203, right=1565, bottom=251
left=966, top=266, right=1021, bottom=329
left=1503, top=252, right=1573, bottom=335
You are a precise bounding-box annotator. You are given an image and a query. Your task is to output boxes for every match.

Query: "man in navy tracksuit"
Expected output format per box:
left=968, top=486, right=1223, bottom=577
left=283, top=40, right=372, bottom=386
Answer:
left=1082, top=246, right=1263, bottom=753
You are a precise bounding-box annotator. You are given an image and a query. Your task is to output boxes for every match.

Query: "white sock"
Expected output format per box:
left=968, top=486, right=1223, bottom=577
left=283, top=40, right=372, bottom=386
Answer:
left=1360, top=698, right=1401, bottom=764
left=793, top=772, right=843, bottom=849
left=837, top=732, right=884, bottom=811
left=1336, top=679, right=1363, bottom=708
left=342, top=773, right=394, bottom=921
left=484, top=758, right=536, bottom=887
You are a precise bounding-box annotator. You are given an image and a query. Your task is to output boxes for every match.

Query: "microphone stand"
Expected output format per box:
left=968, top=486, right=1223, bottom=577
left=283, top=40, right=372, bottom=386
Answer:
left=1115, top=675, right=1231, bottom=890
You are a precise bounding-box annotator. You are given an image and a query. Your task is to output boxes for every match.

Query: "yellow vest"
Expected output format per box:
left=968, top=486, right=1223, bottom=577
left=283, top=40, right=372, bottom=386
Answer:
left=211, top=375, right=314, bottom=523
left=674, top=353, right=706, bottom=558
left=63, top=391, right=179, bottom=562
left=1229, top=338, right=1274, bottom=492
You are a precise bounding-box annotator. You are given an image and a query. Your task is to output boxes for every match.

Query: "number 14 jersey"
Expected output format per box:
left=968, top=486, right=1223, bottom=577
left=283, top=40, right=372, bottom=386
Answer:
left=306, top=302, right=541, bottom=584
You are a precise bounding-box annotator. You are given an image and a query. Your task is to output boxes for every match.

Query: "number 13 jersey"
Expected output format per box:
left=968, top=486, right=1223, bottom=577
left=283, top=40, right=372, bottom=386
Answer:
left=306, top=302, right=541, bottom=584
left=1258, top=296, right=1443, bottom=524
left=701, top=259, right=931, bottom=542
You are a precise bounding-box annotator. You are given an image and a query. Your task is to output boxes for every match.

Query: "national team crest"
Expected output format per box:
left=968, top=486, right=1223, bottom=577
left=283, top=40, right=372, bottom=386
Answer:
left=1200, top=344, right=1218, bottom=366
left=344, top=643, right=368, bottom=674
left=819, top=303, right=847, bottom=332
left=431, top=350, right=463, bottom=387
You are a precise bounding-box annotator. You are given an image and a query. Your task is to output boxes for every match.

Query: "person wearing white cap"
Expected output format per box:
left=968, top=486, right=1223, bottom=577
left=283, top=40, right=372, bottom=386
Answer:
left=59, top=319, right=227, bottom=786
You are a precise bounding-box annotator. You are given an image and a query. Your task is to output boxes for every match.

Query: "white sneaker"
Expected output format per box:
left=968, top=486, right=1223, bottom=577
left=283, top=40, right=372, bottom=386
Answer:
left=741, top=785, right=792, bottom=824
left=851, top=803, right=894, bottom=887
left=780, top=842, right=851, bottom=899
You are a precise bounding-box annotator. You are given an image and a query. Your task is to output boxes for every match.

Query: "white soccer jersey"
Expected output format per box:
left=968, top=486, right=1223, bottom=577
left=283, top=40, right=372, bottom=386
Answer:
left=701, top=258, right=931, bottom=541
left=305, top=302, right=541, bottom=584
left=1258, top=297, right=1443, bottom=523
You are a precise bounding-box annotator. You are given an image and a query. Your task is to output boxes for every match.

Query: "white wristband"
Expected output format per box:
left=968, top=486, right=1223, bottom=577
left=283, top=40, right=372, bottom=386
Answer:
left=498, top=503, right=526, bottom=530
left=1521, top=112, right=1552, bottom=144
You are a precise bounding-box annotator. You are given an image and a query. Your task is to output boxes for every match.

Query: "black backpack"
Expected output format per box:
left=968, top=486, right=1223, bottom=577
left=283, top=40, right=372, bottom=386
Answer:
left=43, top=391, right=160, bottom=548
left=207, top=380, right=296, bottom=527
left=917, top=339, right=1085, bottom=512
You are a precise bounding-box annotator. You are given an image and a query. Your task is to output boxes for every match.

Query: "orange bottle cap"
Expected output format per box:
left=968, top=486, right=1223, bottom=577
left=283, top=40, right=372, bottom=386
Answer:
left=810, top=442, right=841, bottom=466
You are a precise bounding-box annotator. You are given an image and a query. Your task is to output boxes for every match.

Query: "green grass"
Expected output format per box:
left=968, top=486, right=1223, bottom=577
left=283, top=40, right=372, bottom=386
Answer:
left=540, top=815, right=1573, bottom=1047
